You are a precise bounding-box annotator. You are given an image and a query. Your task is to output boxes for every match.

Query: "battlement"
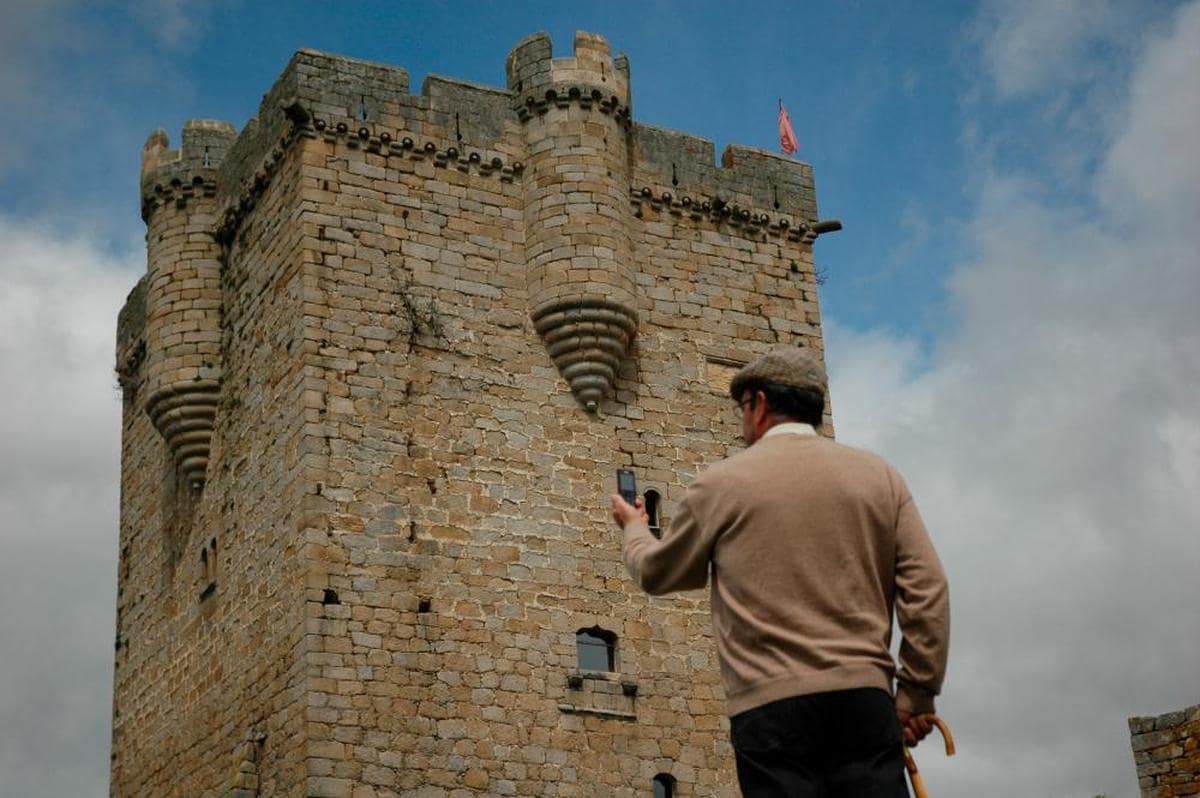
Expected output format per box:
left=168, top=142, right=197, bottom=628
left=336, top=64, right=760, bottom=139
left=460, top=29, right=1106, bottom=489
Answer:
left=505, top=31, right=631, bottom=114
left=141, top=120, right=233, bottom=177
left=633, top=125, right=819, bottom=223
left=139, top=120, right=236, bottom=222
left=138, top=34, right=824, bottom=233
left=140, top=119, right=237, bottom=176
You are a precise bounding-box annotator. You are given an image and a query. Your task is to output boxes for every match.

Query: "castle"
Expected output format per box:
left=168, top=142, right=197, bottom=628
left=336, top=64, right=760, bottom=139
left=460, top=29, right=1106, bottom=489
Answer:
left=112, top=32, right=838, bottom=797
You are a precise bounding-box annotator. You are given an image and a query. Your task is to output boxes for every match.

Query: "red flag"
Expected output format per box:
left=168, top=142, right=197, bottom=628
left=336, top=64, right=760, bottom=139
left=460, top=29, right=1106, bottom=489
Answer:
left=778, top=101, right=799, bottom=156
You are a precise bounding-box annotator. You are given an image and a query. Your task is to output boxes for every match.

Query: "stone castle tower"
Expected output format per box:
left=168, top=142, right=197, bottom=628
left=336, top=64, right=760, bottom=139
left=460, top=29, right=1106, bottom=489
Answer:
left=113, top=32, right=838, bottom=797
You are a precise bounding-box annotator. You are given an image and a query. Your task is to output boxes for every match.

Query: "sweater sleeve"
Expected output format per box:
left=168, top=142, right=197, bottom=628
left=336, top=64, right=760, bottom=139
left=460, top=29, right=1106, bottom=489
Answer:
left=623, top=475, right=721, bottom=596
left=892, top=487, right=950, bottom=716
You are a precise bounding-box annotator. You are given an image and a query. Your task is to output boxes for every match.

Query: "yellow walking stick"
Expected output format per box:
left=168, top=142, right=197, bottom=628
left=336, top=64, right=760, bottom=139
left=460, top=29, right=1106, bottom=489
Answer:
left=903, top=716, right=955, bottom=798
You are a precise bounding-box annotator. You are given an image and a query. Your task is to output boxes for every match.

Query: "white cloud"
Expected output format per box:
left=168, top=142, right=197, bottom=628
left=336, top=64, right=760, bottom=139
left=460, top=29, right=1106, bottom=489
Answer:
left=974, top=0, right=1127, bottom=98
left=0, top=217, right=140, bottom=796
left=966, top=0, right=1175, bottom=194
left=1101, top=0, right=1200, bottom=230
left=828, top=2, right=1200, bottom=795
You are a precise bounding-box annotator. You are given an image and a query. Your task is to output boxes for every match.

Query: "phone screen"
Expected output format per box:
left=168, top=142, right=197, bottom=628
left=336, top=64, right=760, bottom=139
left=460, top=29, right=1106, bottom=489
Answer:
left=616, top=468, right=637, bottom=505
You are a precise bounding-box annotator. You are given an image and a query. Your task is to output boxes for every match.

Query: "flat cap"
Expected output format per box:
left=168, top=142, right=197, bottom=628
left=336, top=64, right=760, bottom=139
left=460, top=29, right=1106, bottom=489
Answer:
left=729, top=347, right=827, bottom=399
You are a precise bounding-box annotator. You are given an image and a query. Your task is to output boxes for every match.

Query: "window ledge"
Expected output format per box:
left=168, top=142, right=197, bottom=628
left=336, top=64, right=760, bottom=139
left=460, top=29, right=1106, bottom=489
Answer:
left=567, top=670, right=638, bottom=692
left=557, top=703, right=637, bottom=721
left=570, top=669, right=623, bottom=682
left=560, top=670, right=639, bottom=718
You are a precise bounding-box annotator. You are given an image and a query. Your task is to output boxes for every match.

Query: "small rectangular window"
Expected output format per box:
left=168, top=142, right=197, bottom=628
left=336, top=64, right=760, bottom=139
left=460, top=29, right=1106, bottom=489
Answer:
left=645, top=490, right=662, bottom=538
left=576, top=627, right=616, bottom=672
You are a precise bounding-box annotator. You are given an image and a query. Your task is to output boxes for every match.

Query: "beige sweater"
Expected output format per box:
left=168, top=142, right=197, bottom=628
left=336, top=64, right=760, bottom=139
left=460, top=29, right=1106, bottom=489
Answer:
left=623, top=429, right=949, bottom=717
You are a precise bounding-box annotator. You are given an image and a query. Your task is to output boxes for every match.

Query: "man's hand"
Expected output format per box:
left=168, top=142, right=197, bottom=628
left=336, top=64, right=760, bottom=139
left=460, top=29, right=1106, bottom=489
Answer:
left=611, top=494, right=648, bottom=530
left=897, top=710, right=934, bottom=747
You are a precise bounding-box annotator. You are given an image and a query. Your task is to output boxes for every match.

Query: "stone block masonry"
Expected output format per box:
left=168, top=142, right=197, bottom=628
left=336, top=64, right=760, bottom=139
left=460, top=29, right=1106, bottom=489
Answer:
left=113, top=31, right=839, bottom=797
left=1129, top=704, right=1200, bottom=797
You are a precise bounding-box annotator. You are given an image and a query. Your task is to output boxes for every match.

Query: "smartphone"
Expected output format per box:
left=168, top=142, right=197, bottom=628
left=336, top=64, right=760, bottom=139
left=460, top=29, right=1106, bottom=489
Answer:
left=616, top=468, right=637, bottom=505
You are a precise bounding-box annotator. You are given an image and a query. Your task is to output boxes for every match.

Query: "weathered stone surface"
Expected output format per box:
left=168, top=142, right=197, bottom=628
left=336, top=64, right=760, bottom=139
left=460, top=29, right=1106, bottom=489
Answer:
left=112, top=30, right=834, bottom=797
left=1128, top=704, right=1200, bottom=797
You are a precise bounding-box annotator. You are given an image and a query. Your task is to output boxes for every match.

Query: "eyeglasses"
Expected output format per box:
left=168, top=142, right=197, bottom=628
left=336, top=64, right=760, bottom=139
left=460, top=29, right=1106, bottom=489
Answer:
left=733, top=397, right=753, bottom=416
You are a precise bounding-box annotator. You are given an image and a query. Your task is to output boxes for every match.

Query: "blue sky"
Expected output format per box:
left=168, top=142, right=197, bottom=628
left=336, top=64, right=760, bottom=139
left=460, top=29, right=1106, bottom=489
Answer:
left=1, top=2, right=1197, bottom=796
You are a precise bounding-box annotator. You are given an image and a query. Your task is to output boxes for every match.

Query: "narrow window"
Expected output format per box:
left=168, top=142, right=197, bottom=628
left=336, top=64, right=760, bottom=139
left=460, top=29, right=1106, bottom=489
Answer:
left=644, top=490, right=662, bottom=538
left=199, top=546, right=215, bottom=601
left=576, top=626, right=616, bottom=672
left=199, top=539, right=218, bottom=601
left=653, top=774, right=675, bottom=798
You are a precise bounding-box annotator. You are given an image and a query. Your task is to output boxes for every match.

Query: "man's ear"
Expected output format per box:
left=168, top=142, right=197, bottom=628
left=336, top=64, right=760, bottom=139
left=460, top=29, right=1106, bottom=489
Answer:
left=754, top=390, right=768, bottom=418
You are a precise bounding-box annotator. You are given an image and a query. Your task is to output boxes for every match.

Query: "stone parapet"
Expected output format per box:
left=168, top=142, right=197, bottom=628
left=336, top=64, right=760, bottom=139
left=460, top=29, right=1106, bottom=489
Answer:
left=633, top=126, right=819, bottom=225
left=506, top=31, right=632, bottom=126
left=204, top=37, right=817, bottom=255
left=140, top=120, right=236, bottom=222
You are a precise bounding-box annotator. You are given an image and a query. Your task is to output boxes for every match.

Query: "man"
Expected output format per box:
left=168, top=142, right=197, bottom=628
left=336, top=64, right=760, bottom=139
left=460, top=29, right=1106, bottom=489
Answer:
left=612, top=347, right=949, bottom=797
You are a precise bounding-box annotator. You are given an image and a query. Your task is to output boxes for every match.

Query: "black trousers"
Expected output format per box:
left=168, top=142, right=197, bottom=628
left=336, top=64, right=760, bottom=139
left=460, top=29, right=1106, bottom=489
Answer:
left=730, top=688, right=909, bottom=798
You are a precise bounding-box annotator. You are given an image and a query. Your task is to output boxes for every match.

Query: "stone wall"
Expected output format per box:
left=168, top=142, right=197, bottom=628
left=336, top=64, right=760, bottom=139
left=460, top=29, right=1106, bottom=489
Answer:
left=115, top=121, right=314, bottom=797
left=1129, top=705, right=1200, bottom=797
left=114, top=31, right=836, bottom=797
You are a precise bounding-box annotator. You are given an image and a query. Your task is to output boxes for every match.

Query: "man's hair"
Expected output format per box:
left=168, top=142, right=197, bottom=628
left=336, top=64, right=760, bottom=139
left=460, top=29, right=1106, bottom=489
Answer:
left=743, top=380, right=825, bottom=428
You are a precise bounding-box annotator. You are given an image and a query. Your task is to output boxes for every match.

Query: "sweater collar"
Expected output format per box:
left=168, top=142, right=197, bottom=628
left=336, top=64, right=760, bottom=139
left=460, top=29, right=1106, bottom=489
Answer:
left=762, top=422, right=817, bottom=440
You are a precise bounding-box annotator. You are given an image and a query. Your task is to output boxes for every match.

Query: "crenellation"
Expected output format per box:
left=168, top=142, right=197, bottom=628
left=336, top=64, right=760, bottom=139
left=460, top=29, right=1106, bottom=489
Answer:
left=504, top=32, right=554, bottom=93
left=720, top=144, right=818, bottom=213
left=420, top=75, right=514, bottom=147
left=507, top=31, right=632, bottom=127
left=632, top=126, right=819, bottom=224
left=208, top=38, right=821, bottom=270
left=139, top=121, right=236, bottom=224
left=181, top=119, right=239, bottom=168
left=291, top=49, right=412, bottom=118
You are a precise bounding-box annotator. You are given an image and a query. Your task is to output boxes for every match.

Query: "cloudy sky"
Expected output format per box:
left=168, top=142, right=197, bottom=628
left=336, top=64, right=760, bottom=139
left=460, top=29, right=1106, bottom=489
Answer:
left=1, top=1, right=1196, bottom=796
